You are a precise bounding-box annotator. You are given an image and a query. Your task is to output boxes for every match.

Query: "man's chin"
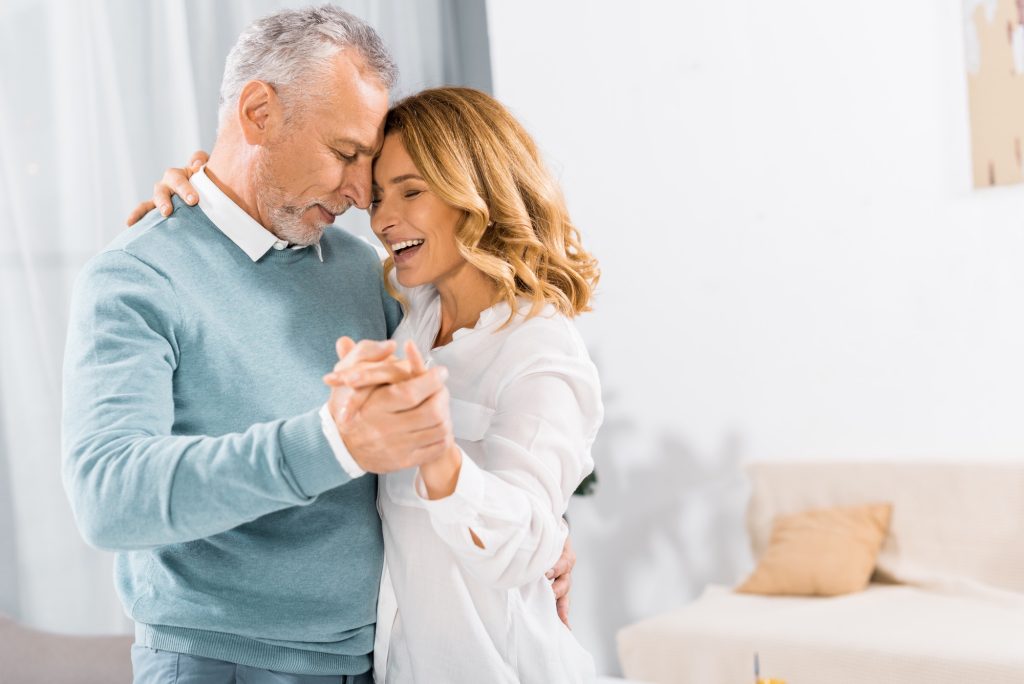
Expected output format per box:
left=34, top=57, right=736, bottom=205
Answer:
left=305, top=203, right=346, bottom=228
left=272, top=219, right=325, bottom=247
left=292, top=224, right=328, bottom=246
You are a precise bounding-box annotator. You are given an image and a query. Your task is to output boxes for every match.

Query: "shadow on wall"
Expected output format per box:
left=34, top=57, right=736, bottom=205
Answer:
left=568, top=355, right=755, bottom=675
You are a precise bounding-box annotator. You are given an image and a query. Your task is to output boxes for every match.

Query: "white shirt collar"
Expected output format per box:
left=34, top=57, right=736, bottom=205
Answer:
left=190, top=167, right=323, bottom=263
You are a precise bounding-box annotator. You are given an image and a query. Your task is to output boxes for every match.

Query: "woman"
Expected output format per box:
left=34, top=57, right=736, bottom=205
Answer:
left=132, top=87, right=601, bottom=683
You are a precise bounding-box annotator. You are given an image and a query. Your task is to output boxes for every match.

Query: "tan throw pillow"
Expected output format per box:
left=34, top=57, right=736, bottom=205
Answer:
left=737, top=502, right=893, bottom=597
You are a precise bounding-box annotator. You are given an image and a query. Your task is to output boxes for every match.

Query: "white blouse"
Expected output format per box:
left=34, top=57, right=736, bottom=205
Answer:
left=372, top=281, right=601, bottom=684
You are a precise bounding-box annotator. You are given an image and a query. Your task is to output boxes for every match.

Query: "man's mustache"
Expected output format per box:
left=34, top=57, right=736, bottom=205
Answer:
left=286, top=201, right=351, bottom=218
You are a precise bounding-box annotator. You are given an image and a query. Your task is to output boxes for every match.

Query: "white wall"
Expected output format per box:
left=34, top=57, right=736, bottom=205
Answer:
left=487, top=0, right=1024, bottom=674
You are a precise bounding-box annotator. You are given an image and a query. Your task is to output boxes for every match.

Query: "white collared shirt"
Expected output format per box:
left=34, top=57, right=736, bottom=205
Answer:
left=373, top=281, right=601, bottom=683
left=190, top=167, right=323, bottom=263
left=189, top=168, right=366, bottom=479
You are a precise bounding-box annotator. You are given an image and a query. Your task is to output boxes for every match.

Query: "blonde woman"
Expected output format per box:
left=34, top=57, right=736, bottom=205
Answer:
left=132, top=87, right=601, bottom=683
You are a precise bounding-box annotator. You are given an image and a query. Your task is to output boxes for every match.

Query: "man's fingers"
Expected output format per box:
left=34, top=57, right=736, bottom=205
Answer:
left=345, top=383, right=451, bottom=438
left=549, top=535, right=574, bottom=629
left=374, top=367, right=449, bottom=413
left=126, top=201, right=157, bottom=226
left=546, top=538, right=576, bottom=580
left=377, top=388, right=452, bottom=434
left=556, top=595, right=571, bottom=630
left=551, top=573, right=572, bottom=601
left=406, top=431, right=452, bottom=467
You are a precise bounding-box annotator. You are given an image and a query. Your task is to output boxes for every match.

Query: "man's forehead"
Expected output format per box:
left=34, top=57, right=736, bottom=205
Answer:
left=315, top=59, right=389, bottom=153
left=314, top=91, right=386, bottom=153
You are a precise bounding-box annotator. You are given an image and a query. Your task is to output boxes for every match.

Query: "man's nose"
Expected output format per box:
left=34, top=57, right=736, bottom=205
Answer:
left=340, top=164, right=372, bottom=210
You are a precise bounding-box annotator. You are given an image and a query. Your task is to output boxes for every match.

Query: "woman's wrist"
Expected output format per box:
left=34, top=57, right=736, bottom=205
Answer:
left=420, top=444, right=462, bottom=500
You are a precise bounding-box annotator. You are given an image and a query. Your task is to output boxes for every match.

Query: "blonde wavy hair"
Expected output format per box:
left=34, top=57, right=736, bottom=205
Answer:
left=381, top=87, right=599, bottom=324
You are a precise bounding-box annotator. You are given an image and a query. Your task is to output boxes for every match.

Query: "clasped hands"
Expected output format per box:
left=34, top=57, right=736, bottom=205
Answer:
left=323, top=337, right=462, bottom=500
left=326, top=336, right=577, bottom=626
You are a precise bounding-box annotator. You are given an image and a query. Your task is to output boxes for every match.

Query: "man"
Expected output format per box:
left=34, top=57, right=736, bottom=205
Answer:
left=62, top=6, right=571, bottom=683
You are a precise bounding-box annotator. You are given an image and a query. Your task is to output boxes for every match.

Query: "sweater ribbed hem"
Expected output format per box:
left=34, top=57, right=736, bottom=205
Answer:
left=136, top=623, right=371, bottom=676
left=279, top=409, right=351, bottom=497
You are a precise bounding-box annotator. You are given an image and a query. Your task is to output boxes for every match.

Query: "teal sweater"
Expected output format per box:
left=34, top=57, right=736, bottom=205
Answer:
left=61, top=199, right=401, bottom=675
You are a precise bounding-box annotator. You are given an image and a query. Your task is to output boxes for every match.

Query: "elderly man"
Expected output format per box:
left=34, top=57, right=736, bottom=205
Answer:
left=62, top=6, right=571, bottom=684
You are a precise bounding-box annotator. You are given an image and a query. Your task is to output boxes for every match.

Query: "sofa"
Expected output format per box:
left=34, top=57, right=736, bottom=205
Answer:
left=616, top=461, right=1024, bottom=684
left=0, top=613, right=132, bottom=683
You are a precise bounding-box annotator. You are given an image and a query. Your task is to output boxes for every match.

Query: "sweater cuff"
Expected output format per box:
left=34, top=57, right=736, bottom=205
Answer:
left=279, top=409, right=352, bottom=497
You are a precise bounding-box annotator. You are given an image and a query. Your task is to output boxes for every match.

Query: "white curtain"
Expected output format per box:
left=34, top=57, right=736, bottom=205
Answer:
left=0, top=0, right=489, bottom=635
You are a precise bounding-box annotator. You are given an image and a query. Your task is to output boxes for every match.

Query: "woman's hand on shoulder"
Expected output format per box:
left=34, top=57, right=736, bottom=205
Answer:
left=125, top=150, right=209, bottom=226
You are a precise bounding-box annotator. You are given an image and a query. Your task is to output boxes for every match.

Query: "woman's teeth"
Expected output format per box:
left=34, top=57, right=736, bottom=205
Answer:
left=392, top=239, right=425, bottom=254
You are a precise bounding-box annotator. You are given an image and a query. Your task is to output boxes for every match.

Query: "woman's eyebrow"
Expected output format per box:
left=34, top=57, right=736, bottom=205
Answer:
left=372, top=174, right=425, bottom=192
left=388, top=173, right=424, bottom=185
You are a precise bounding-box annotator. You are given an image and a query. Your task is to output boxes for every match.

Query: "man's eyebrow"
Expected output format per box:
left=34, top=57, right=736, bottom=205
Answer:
left=332, top=138, right=377, bottom=156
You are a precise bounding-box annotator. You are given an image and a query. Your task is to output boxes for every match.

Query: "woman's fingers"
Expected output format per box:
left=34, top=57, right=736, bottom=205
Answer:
left=128, top=150, right=210, bottom=225
left=324, top=360, right=412, bottom=389
left=151, top=167, right=200, bottom=217
left=188, top=150, right=210, bottom=169
left=162, top=167, right=199, bottom=207
left=333, top=338, right=397, bottom=372
left=405, top=340, right=428, bottom=375
left=335, top=336, right=357, bottom=362
left=125, top=201, right=157, bottom=227
left=339, top=386, right=378, bottom=426
left=153, top=181, right=175, bottom=217
left=339, top=360, right=413, bottom=388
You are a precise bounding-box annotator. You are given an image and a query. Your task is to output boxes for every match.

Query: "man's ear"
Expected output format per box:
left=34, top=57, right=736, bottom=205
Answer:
left=236, top=80, right=281, bottom=145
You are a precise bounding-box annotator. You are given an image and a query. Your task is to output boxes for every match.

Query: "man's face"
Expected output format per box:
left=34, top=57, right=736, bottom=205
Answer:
left=255, top=51, right=389, bottom=245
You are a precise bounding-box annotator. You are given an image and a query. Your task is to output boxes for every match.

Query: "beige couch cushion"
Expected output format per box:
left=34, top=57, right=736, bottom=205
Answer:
left=745, top=462, right=1024, bottom=592
left=0, top=614, right=132, bottom=684
left=618, top=583, right=1024, bottom=684
left=737, top=503, right=892, bottom=596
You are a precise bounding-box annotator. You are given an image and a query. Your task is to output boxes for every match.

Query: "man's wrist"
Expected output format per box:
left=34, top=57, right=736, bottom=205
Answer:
left=318, top=403, right=365, bottom=479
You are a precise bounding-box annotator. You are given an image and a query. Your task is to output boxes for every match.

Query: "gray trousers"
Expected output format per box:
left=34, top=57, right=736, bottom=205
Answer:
left=131, top=645, right=374, bottom=684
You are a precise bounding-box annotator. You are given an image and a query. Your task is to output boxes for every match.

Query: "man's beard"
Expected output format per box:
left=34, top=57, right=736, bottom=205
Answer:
left=254, top=157, right=350, bottom=246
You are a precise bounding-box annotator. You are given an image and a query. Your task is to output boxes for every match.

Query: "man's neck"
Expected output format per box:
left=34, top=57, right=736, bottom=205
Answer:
left=204, top=139, right=279, bottom=237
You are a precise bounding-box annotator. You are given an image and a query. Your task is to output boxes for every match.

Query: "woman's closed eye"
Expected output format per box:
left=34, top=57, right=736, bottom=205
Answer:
left=368, top=187, right=423, bottom=211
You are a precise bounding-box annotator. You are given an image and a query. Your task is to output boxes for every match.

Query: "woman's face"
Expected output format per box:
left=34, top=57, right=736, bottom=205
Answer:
left=370, top=133, right=466, bottom=288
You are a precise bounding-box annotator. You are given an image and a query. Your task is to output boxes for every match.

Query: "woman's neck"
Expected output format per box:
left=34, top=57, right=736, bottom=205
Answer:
left=432, top=264, right=500, bottom=348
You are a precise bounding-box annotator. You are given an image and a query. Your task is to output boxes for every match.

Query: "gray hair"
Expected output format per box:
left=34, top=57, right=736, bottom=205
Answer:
left=218, top=5, right=398, bottom=126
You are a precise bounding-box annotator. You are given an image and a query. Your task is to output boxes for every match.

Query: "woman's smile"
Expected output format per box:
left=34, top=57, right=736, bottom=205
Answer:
left=390, top=238, right=425, bottom=265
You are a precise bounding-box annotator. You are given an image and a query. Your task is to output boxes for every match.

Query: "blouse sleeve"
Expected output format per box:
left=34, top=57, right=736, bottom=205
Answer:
left=414, top=325, right=602, bottom=589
